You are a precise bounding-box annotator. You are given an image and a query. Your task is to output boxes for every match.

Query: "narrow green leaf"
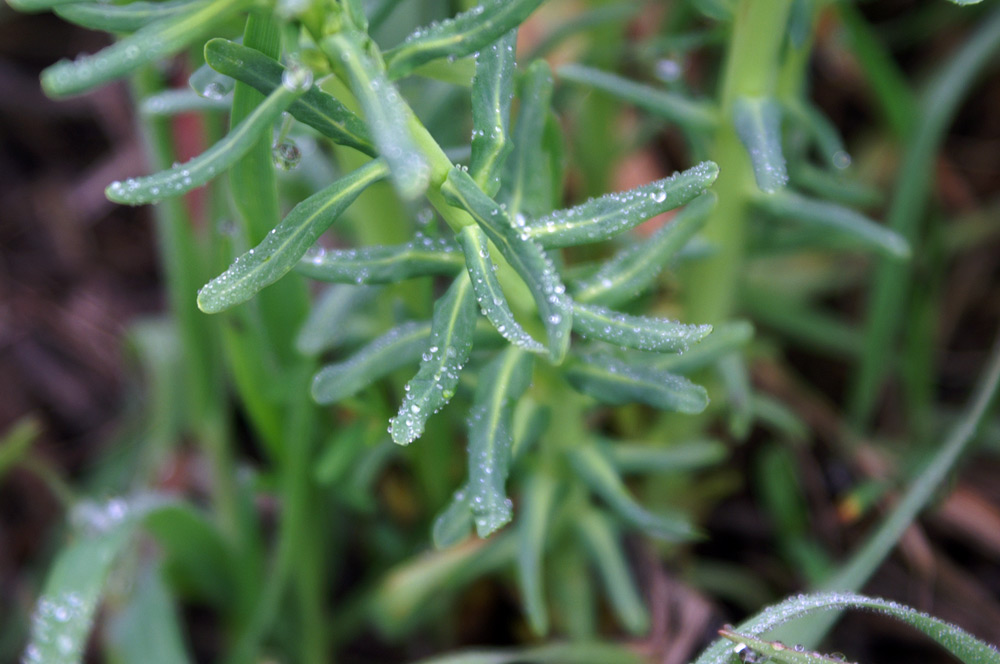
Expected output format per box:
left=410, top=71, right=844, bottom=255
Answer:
left=755, top=190, right=910, bottom=259
left=566, top=353, right=709, bottom=414
left=517, top=471, right=557, bottom=635
left=573, top=192, right=715, bottom=306
left=295, top=285, right=373, bottom=356
left=469, top=30, right=516, bottom=196
left=383, top=0, right=545, bottom=79
left=204, top=38, right=376, bottom=156
left=575, top=508, right=650, bottom=635
left=140, top=90, right=230, bottom=116
left=312, top=321, right=431, bottom=404
left=296, top=236, right=464, bottom=284
left=54, top=0, right=201, bottom=33
left=459, top=225, right=546, bottom=354
left=733, top=96, right=788, bottom=193
left=789, top=162, right=882, bottom=209
left=598, top=438, right=728, bottom=474
left=442, top=167, right=573, bottom=363
left=108, top=79, right=309, bottom=206
left=719, top=630, right=858, bottom=664
left=511, top=399, right=549, bottom=462
left=189, top=57, right=234, bottom=100
left=786, top=101, right=850, bottom=171
left=23, top=496, right=170, bottom=664
left=649, top=320, right=754, bottom=374
left=105, top=565, right=192, bottom=664
left=432, top=485, right=474, bottom=549
left=557, top=63, right=718, bottom=132
left=570, top=444, right=698, bottom=541
left=390, top=276, right=477, bottom=445
left=40, top=0, right=251, bottom=97
left=0, top=416, right=41, bottom=480
left=742, top=287, right=862, bottom=358
left=525, top=162, right=719, bottom=248
left=467, top=348, right=534, bottom=536
left=323, top=31, right=429, bottom=199
left=572, top=302, right=712, bottom=353
left=197, top=159, right=388, bottom=313
left=500, top=60, right=555, bottom=220
left=692, top=592, right=1000, bottom=664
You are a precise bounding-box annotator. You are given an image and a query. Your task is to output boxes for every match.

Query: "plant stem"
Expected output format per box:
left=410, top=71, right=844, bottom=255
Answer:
left=683, top=0, right=793, bottom=325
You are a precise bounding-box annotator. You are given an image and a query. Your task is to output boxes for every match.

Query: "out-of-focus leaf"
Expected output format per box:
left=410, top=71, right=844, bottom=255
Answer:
left=733, top=96, right=788, bottom=193
left=295, top=285, right=373, bottom=356
left=432, top=486, right=474, bottom=549
left=517, top=471, right=557, bottom=635
left=566, top=353, right=709, bottom=414
left=649, top=320, right=754, bottom=374
left=598, top=438, right=728, bottom=474
left=54, top=0, right=201, bottom=33
left=105, top=565, right=192, bottom=664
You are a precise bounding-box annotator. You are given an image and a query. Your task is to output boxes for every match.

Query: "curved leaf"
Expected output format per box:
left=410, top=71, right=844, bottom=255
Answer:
left=204, top=38, right=376, bottom=156
left=469, top=30, right=517, bottom=196
left=459, top=225, right=546, bottom=354
left=390, top=275, right=477, bottom=445
left=40, top=0, right=252, bottom=97
left=733, top=96, right=788, bottom=193
left=296, top=236, right=464, bottom=284
left=383, top=0, right=545, bottom=79
left=525, top=162, right=719, bottom=248
left=197, top=159, right=388, bottom=313
left=442, top=167, right=573, bottom=363
left=108, top=78, right=308, bottom=205
left=312, top=321, right=431, bottom=405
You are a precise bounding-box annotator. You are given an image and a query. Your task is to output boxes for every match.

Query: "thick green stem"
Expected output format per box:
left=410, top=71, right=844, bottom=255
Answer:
left=683, top=0, right=793, bottom=324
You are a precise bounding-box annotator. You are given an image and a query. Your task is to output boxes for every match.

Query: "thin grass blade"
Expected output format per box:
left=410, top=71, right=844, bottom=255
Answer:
left=525, top=162, right=719, bottom=248
left=383, top=0, right=545, bottom=79
left=205, top=38, right=376, bottom=156
left=390, top=276, right=477, bottom=445
left=312, top=321, right=431, bottom=404
left=197, top=159, right=388, bottom=313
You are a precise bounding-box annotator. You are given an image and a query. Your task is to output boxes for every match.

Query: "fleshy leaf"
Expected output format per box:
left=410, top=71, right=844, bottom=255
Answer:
left=575, top=508, right=650, bottom=635
left=557, top=63, right=717, bottom=131
left=295, top=285, right=373, bottom=356
left=517, top=471, right=557, bottom=635
left=390, top=275, right=477, bottom=445
left=432, top=485, right=474, bottom=549
left=204, top=38, right=376, bottom=156
left=107, top=76, right=309, bottom=206
left=469, top=30, right=517, bottom=196
left=40, top=0, right=252, bottom=97
left=54, top=0, right=201, bottom=33
left=197, top=159, right=389, bottom=313
left=573, top=192, right=716, bottom=306
left=442, top=167, right=573, bottom=363
left=297, top=236, right=464, bottom=284
left=692, top=592, right=1000, bottom=664
left=467, top=348, right=534, bottom=537
left=383, top=0, right=545, bottom=79
left=571, top=301, right=712, bottom=353
left=570, top=444, right=698, bottom=541
left=524, top=162, right=719, bottom=248
left=566, top=353, right=709, bottom=413
left=312, top=321, right=431, bottom=404
left=755, top=190, right=910, bottom=259
left=323, top=31, right=429, bottom=199
left=459, top=225, right=546, bottom=354
left=733, top=96, right=788, bottom=193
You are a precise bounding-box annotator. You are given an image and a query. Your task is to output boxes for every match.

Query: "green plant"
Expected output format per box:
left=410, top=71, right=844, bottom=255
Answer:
left=6, top=0, right=1000, bottom=663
